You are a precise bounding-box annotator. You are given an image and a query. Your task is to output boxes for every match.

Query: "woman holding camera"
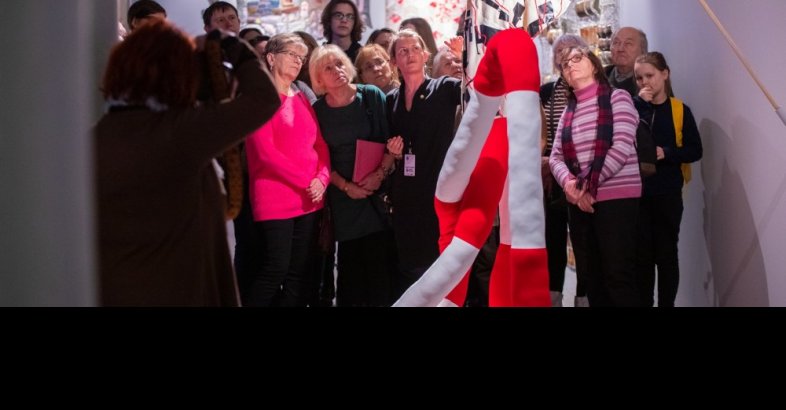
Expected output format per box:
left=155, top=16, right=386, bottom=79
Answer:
left=96, top=22, right=280, bottom=306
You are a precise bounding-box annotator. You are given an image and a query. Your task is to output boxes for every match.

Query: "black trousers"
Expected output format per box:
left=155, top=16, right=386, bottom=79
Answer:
left=568, top=198, right=640, bottom=307
left=245, top=211, right=320, bottom=307
left=544, top=178, right=586, bottom=296
left=636, top=193, right=683, bottom=307
left=465, top=226, right=500, bottom=307
left=233, top=178, right=263, bottom=300
left=336, top=230, right=398, bottom=307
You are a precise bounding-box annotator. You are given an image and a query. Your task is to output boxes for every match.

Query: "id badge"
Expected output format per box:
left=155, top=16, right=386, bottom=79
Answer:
left=404, top=154, right=416, bottom=177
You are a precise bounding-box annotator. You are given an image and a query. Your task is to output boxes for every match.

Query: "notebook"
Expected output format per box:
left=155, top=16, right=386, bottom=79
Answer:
left=353, top=139, right=386, bottom=182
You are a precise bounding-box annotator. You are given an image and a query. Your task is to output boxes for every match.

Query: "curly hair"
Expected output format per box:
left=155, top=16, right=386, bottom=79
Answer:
left=101, top=21, right=197, bottom=109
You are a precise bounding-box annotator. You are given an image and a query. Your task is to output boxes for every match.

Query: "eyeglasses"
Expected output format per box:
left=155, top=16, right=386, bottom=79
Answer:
left=560, top=53, right=586, bottom=70
left=277, top=50, right=307, bottom=64
left=362, top=58, right=388, bottom=72
left=331, top=12, right=355, bottom=21
left=395, top=45, right=423, bottom=58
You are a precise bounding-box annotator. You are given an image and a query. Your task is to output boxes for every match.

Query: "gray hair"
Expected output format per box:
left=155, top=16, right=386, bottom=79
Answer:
left=552, top=34, right=588, bottom=72
left=263, top=33, right=307, bottom=68
left=431, top=46, right=452, bottom=72
left=611, top=26, right=649, bottom=54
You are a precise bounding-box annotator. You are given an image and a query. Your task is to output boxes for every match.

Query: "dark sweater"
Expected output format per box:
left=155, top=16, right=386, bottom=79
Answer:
left=634, top=97, right=703, bottom=196
left=605, top=65, right=638, bottom=99
left=387, top=76, right=462, bottom=270
left=313, top=84, right=391, bottom=242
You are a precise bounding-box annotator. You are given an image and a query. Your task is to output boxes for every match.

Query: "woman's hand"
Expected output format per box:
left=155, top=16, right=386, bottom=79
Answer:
left=656, top=146, right=665, bottom=160
left=564, top=179, right=584, bottom=205
left=444, top=36, right=464, bottom=56
left=357, top=170, right=383, bottom=192
left=576, top=192, right=595, bottom=213
left=307, top=178, right=326, bottom=203
left=387, top=136, right=404, bottom=160
left=345, top=182, right=372, bottom=200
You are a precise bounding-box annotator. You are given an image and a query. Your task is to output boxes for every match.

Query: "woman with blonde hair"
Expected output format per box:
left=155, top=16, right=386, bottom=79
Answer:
left=355, top=43, right=399, bottom=94
left=400, top=17, right=438, bottom=71
left=243, top=33, right=331, bottom=307
left=310, top=45, right=402, bottom=306
left=386, top=29, right=462, bottom=297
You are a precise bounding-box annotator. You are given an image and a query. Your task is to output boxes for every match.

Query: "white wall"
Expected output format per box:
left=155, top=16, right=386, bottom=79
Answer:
left=619, top=0, right=786, bottom=306
left=157, top=0, right=218, bottom=36
left=0, top=0, right=117, bottom=306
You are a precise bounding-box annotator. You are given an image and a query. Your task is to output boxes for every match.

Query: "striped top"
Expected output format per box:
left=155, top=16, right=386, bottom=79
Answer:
left=549, top=82, right=641, bottom=202
left=542, top=78, right=569, bottom=156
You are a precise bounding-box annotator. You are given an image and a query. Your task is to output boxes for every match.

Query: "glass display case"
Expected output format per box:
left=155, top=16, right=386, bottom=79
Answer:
left=539, top=0, right=620, bottom=82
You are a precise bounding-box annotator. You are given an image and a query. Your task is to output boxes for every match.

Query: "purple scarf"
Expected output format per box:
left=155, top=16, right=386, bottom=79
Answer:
left=560, top=82, right=614, bottom=197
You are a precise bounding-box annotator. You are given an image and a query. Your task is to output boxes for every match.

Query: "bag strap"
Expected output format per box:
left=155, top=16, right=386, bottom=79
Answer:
left=357, top=84, right=377, bottom=141
left=670, top=97, right=691, bottom=184
left=671, top=97, right=684, bottom=147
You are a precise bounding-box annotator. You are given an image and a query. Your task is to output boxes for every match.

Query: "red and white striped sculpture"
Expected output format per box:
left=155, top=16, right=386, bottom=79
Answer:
left=394, top=27, right=548, bottom=307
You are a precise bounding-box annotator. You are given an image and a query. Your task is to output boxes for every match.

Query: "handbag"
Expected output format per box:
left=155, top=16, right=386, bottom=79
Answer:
left=317, top=206, right=334, bottom=253
left=370, top=191, right=393, bottom=228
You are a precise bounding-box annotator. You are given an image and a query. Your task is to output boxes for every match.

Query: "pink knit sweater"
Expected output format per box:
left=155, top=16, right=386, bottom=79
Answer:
left=246, top=93, right=331, bottom=221
left=549, top=83, right=642, bottom=202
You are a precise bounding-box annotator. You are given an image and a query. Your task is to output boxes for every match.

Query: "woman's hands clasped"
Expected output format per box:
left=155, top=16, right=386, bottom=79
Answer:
left=307, top=178, right=326, bottom=203
left=564, top=179, right=595, bottom=214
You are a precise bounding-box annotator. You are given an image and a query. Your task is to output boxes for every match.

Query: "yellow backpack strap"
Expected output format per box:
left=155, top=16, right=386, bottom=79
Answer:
left=671, top=97, right=691, bottom=184
left=671, top=97, right=683, bottom=146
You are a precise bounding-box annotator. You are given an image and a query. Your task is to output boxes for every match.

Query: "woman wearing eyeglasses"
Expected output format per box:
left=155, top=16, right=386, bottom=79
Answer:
left=540, top=34, right=590, bottom=307
left=549, top=46, right=642, bottom=307
left=320, top=0, right=364, bottom=62
left=355, top=44, right=399, bottom=94
left=242, top=33, right=331, bottom=307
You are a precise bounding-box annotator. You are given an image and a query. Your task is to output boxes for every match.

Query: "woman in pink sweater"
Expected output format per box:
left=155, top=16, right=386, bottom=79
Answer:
left=549, top=46, right=642, bottom=307
left=244, top=33, right=331, bottom=306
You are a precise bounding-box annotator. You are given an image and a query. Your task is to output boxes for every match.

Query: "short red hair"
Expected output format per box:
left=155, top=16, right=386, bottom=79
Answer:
left=102, top=21, right=197, bottom=109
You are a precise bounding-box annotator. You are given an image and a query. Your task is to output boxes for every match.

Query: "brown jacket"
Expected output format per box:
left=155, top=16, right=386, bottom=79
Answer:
left=95, top=61, right=280, bottom=306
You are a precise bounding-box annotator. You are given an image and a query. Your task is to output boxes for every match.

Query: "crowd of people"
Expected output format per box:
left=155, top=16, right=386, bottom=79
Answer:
left=96, top=0, right=703, bottom=307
